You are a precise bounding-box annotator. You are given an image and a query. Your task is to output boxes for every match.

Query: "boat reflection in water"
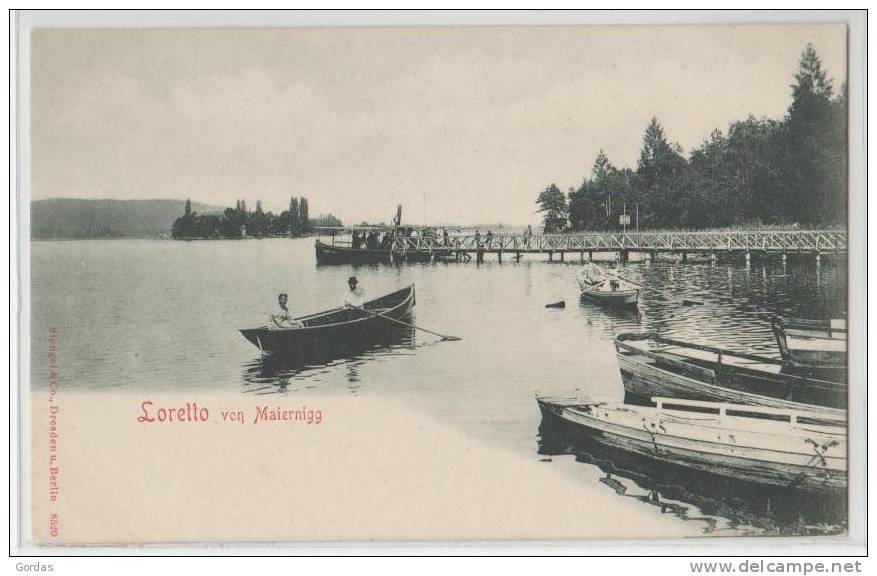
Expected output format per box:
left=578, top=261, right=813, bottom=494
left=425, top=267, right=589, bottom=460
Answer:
left=537, top=416, right=847, bottom=536
left=240, top=284, right=419, bottom=393
left=241, top=323, right=416, bottom=393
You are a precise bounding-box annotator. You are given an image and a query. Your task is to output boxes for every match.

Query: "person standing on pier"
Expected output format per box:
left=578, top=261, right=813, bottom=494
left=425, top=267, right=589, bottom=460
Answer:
left=475, top=229, right=482, bottom=249
left=486, top=230, right=493, bottom=249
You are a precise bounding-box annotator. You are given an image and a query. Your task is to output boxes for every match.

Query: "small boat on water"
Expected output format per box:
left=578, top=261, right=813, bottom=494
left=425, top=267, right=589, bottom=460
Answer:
left=536, top=395, right=846, bottom=493
left=772, top=317, right=847, bottom=369
left=577, top=262, right=639, bottom=308
left=240, top=285, right=415, bottom=355
left=615, top=333, right=846, bottom=413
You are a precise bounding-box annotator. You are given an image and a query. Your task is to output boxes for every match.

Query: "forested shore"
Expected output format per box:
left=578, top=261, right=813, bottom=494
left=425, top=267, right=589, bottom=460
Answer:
left=536, top=45, right=847, bottom=233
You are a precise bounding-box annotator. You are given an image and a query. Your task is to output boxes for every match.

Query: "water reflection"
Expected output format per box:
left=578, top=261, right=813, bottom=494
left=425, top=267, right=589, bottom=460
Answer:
left=537, top=415, right=847, bottom=536
left=610, top=258, right=847, bottom=357
left=576, top=296, right=643, bottom=338
left=241, top=324, right=417, bottom=393
left=539, top=257, right=848, bottom=535
left=31, top=239, right=849, bottom=536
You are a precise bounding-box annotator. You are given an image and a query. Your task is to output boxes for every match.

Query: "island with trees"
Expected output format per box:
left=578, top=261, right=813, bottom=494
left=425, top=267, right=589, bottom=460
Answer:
left=171, top=196, right=342, bottom=239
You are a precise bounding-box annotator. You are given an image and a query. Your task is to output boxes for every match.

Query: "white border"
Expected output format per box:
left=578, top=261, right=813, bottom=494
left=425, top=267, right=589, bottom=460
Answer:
left=9, top=9, right=868, bottom=557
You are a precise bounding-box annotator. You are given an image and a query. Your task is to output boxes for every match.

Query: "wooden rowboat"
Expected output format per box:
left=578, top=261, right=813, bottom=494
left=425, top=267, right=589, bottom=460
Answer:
left=576, top=263, right=638, bottom=308
left=579, top=279, right=639, bottom=307
left=240, top=285, right=415, bottom=355
left=537, top=395, right=846, bottom=493
left=615, top=333, right=846, bottom=413
left=772, top=316, right=847, bottom=369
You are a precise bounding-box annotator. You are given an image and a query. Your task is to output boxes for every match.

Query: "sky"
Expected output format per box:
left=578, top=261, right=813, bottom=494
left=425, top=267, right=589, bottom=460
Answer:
left=30, top=24, right=847, bottom=226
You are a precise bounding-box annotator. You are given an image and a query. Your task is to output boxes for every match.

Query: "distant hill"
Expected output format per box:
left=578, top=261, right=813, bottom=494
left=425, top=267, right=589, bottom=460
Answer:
left=31, top=199, right=226, bottom=239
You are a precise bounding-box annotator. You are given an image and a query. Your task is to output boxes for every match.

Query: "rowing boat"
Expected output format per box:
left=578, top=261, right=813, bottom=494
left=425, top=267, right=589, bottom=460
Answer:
left=240, top=284, right=415, bottom=355
left=615, top=333, right=846, bottom=413
left=577, top=262, right=639, bottom=308
left=771, top=317, right=847, bottom=369
left=536, top=395, right=846, bottom=493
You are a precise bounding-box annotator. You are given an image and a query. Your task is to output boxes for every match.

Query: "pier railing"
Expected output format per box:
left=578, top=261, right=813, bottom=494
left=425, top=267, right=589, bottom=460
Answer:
left=385, top=229, right=846, bottom=255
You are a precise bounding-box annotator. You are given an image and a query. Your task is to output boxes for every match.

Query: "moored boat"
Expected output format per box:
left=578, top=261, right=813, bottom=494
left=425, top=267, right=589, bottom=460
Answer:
left=536, top=395, right=846, bottom=493
left=315, top=239, right=446, bottom=265
left=315, top=239, right=394, bottom=264
left=240, top=284, right=415, bottom=355
left=772, top=316, right=847, bottom=369
left=615, top=332, right=846, bottom=413
left=577, top=262, right=639, bottom=308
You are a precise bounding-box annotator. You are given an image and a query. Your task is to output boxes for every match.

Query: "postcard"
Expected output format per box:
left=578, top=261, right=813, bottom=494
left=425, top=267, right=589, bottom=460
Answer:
left=13, top=12, right=865, bottom=549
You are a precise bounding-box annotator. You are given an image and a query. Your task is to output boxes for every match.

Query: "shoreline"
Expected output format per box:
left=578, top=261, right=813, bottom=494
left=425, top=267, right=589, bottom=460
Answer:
left=29, top=390, right=707, bottom=544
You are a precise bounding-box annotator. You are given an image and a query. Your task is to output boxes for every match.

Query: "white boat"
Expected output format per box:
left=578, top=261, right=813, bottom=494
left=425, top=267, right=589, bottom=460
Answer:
left=536, top=395, right=846, bottom=493
left=772, top=317, right=847, bottom=369
left=576, top=263, right=639, bottom=307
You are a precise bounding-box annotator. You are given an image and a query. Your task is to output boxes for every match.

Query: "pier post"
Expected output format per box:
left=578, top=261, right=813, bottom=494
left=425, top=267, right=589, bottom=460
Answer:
left=497, top=251, right=502, bottom=263
left=815, top=253, right=821, bottom=266
left=681, top=251, right=687, bottom=263
left=745, top=252, right=751, bottom=267
left=580, top=250, right=584, bottom=262
left=476, top=249, right=484, bottom=264
left=560, top=252, right=565, bottom=262
left=588, top=251, right=593, bottom=261
left=649, top=251, right=656, bottom=262
left=548, top=251, right=553, bottom=262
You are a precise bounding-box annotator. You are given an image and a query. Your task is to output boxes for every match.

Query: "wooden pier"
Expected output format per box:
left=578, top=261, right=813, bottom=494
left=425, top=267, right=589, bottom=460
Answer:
left=316, top=228, right=847, bottom=264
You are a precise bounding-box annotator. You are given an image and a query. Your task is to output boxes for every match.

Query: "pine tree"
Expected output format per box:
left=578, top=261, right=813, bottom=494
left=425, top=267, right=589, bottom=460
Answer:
left=536, top=184, right=568, bottom=233
left=636, top=117, right=687, bottom=228
left=780, top=44, right=843, bottom=224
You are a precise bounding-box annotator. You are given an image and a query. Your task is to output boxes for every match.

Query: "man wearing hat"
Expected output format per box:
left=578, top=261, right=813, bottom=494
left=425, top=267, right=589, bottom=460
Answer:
left=344, top=276, right=366, bottom=308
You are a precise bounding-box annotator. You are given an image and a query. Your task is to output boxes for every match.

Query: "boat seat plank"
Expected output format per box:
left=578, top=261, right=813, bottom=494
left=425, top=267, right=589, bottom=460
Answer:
left=652, top=356, right=717, bottom=384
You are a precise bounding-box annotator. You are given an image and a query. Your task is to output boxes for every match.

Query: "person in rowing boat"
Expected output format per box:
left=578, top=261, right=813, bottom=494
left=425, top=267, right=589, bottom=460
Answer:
left=270, top=293, right=304, bottom=329
left=344, top=276, right=366, bottom=309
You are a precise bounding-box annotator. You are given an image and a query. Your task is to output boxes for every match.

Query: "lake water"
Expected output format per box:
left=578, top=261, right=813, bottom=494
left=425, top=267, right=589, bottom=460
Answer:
left=29, top=237, right=848, bottom=535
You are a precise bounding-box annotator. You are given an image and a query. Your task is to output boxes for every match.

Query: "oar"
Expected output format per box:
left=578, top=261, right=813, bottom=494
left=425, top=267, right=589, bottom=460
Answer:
left=345, top=304, right=462, bottom=341
left=602, top=270, right=704, bottom=306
